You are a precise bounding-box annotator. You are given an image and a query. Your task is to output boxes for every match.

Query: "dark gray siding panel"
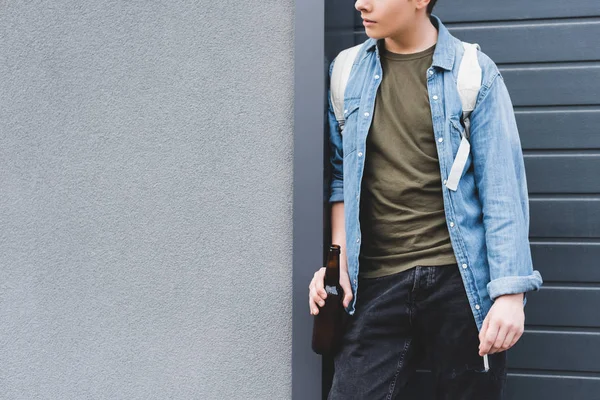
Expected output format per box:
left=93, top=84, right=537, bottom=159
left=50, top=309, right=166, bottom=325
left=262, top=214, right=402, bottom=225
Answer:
left=501, top=66, right=600, bottom=107
left=510, top=331, right=600, bottom=372
left=525, top=288, right=600, bottom=327
left=354, top=3, right=600, bottom=26
left=326, top=0, right=357, bottom=30
left=525, top=154, right=600, bottom=193
left=325, top=0, right=356, bottom=61
left=404, top=370, right=600, bottom=400
left=517, top=109, right=600, bottom=150
left=530, top=199, right=600, bottom=238
left=531, top=243, right=600, bottom=283
left=506, top=375, right=600, bottom=400
left=434, top=1, right=600, bottom=22
left=451, top=21, right=600, bottom=64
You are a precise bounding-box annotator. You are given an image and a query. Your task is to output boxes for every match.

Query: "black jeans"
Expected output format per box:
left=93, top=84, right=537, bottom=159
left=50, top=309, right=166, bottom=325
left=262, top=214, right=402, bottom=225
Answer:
left=328, top=263, right=507, bottom=400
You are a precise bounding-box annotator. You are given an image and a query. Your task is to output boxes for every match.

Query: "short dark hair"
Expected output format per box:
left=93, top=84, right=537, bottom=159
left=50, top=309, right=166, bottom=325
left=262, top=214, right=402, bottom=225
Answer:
left=427, top=0, right=438, bottom=15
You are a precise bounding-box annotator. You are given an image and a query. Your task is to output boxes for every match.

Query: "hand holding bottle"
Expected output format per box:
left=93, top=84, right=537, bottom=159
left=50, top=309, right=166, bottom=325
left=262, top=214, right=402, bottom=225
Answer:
left=310, top=245, right=352, bottom=355
left=308, top=249, right=353, bottom=315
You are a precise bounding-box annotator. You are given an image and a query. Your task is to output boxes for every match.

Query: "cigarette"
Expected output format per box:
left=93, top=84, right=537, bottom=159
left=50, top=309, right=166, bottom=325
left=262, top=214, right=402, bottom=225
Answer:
left=483, top=354, right=489, bottom=371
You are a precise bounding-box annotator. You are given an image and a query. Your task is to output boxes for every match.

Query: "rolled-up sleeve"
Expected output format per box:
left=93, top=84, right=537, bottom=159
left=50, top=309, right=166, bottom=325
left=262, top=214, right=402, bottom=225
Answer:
left=327, top=59, right=344, bottom=203
left=468, top=71, right=543, bottom=302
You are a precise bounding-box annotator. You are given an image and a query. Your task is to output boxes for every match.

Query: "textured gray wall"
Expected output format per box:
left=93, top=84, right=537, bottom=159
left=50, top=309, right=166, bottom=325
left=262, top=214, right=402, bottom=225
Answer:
left=0, top=1, right=294, bottom=399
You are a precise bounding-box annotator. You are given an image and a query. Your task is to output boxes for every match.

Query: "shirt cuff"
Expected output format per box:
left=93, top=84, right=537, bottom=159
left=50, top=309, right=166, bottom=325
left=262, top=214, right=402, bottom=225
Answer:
left=487, top=270, right=543, bottom=302
left=329, top=181, right=344, bottom=203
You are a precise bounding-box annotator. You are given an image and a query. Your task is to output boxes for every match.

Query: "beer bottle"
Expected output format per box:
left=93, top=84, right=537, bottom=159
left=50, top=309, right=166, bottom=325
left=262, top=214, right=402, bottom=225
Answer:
left=311, top=244, right=346, bottom=355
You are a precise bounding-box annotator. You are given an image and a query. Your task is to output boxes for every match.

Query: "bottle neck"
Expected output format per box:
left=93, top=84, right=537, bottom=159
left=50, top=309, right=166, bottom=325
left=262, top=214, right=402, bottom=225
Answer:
left=324, top=246, right=341, bottom=285
left=325, top=266, right=340, bottom=285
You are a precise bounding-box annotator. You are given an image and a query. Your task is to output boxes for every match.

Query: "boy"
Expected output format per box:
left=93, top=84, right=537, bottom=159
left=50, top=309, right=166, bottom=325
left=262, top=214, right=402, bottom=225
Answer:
left=308, top=0, right=543, bottom=398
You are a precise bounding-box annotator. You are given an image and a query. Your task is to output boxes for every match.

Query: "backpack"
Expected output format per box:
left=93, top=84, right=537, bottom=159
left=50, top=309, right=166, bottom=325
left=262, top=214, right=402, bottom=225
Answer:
left=330, top=41, right=482, bottom=192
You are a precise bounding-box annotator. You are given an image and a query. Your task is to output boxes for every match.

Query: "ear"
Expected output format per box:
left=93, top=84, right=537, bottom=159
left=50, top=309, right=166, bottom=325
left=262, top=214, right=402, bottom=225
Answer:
left=415, top=0, right=431, bottom=12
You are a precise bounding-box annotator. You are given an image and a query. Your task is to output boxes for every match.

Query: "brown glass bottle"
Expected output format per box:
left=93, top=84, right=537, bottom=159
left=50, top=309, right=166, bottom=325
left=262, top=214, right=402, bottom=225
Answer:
left=311, top=244, right=346, bottom=355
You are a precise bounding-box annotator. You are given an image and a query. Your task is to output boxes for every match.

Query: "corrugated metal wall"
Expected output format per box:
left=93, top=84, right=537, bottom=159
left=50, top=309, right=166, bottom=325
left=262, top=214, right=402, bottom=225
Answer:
left=326, top=1, right=600, bottom=398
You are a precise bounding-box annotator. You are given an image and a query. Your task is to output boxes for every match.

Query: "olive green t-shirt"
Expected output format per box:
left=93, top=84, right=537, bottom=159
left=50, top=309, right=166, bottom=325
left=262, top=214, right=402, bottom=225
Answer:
left=358, top=41, right=457, bottom=278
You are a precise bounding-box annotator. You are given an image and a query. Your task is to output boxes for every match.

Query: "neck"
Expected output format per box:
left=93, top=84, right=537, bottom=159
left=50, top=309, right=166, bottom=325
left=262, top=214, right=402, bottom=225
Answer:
left=383, top=14, right=438, bottom=54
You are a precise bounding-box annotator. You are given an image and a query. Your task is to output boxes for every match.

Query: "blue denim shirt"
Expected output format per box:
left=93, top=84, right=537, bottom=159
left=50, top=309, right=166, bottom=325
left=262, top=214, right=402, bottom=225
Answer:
left=327, top=14, right=543, bottom=330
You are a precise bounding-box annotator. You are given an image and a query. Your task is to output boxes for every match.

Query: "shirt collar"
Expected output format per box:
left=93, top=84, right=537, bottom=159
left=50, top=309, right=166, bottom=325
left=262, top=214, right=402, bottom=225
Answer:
left=364, top=14, right=455, bottom=71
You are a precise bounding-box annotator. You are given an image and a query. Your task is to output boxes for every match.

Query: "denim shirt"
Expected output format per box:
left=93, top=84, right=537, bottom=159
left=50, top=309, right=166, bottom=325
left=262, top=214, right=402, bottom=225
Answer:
left=326, top=14, right=543, bottom=330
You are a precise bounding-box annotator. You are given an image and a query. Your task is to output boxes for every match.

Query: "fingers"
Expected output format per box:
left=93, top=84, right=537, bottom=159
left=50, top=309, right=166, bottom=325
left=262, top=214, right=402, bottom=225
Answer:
left=308, top=267, right=356, bottom=314
left=308, top=290, right=325, bottom=315
left=314, top=267, right=327, bottom=299
left=479, top=317, right=499, bottom=356
left=342, top=292, right=353, bottom=308
left=501, top=330, right=517, bottom=353
left=308, top=268, right=327, bottom=315
left=490, top=324, right=510, bottom=354
left=499, top=322, right=524, bottom=353
left=309, top=294, right=323, bottom=315
left=480, top=317, right=525, bottom=355
left=338, top=272, right=353, bottom=308
left=478, top=314, right=490, bottom=353
left=510, top=324, right=524, bottom=348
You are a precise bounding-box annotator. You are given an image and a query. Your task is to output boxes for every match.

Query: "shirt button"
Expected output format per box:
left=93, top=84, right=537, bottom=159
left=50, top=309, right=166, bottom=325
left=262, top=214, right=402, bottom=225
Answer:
left=344, top=109, right=348, bottom=114
left=443, top=179, right=447, bottom=185
left=353, top=279, right=357, bottom=284
left=475, top=304, right=481, bottom=310
left=374, top=75, right=380, bottom=79
left=438, top=137, right=443, bottom=143
left=432, top=95, right=439, bottom=100
left=449, top=221, right=455, bottom=228
left=357, top=238, right=360, bottom=243
left=364, top=112, right=370, bottom=117
left=358, top=152, right=363, bottom=157
left=462, top=263, right=468, bottom=269
left=428, top=69, right=434, bottom=75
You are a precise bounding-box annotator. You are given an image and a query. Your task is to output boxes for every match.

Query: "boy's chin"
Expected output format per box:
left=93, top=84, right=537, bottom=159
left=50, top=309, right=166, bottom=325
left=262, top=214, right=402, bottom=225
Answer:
left=364, top=29, right=386, bottom=40
left=365, top=33, right=383, bottom=39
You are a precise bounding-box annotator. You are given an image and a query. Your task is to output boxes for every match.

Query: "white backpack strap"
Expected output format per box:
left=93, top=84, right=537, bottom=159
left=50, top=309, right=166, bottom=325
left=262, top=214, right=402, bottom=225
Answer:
left=457, top=41, right=482, bottom=140
left=330, top=44, right=362, bottom=134
left=445, top=41, right=482, bottom=192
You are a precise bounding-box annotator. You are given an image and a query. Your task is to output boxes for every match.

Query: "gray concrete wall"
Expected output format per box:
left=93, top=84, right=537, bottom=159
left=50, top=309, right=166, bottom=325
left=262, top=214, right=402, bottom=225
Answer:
left=0, top=1, right=294, bottom=399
